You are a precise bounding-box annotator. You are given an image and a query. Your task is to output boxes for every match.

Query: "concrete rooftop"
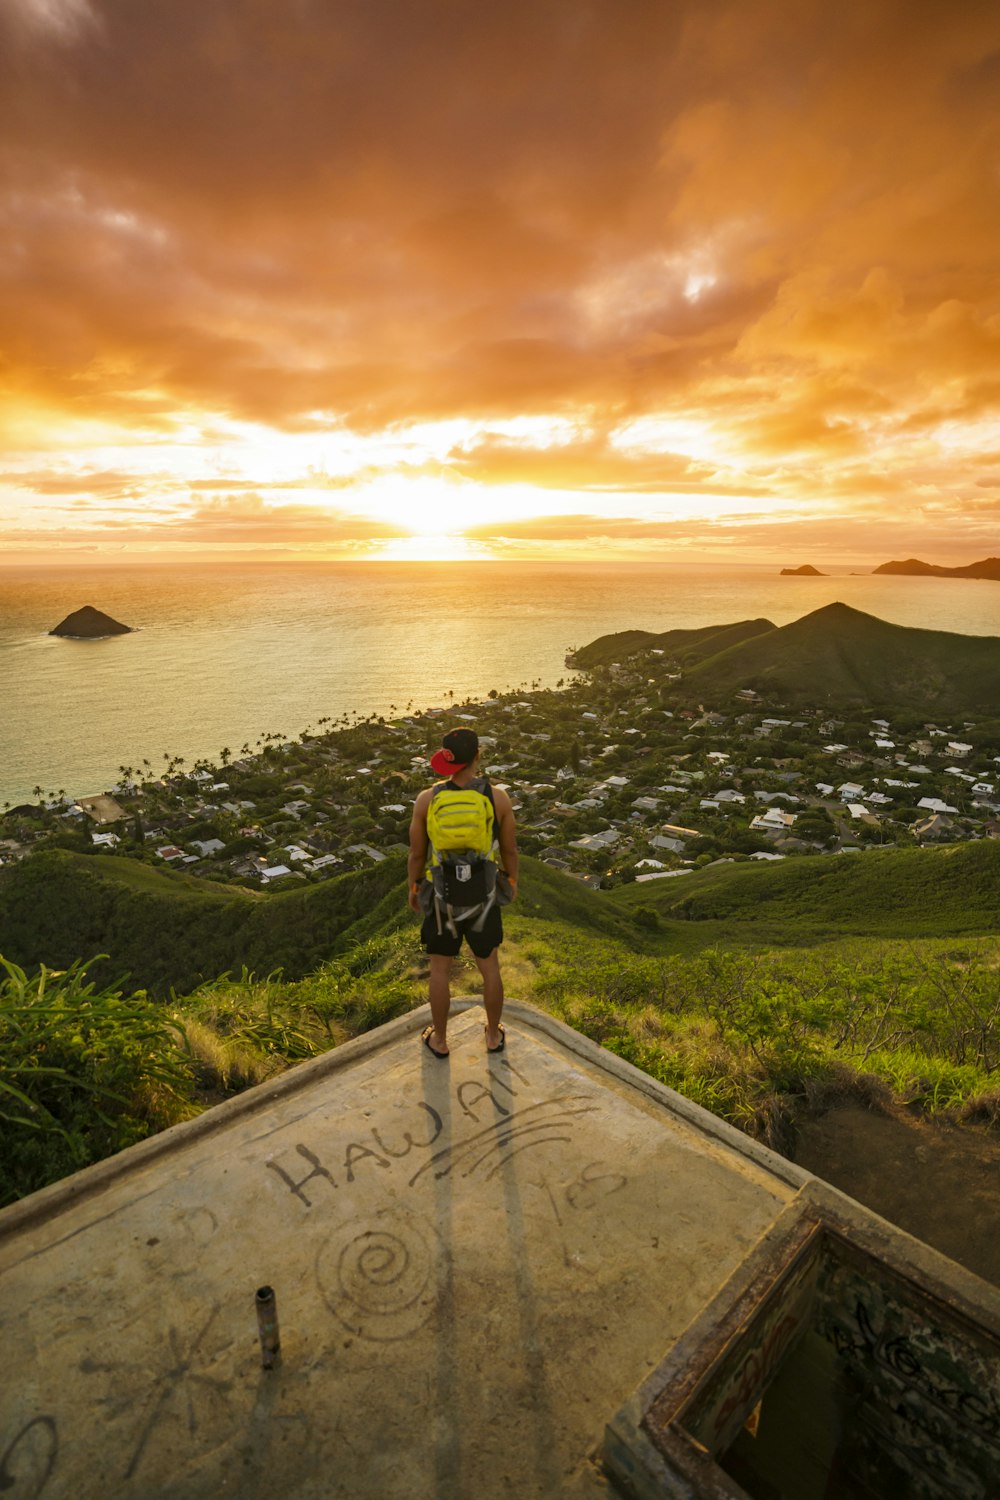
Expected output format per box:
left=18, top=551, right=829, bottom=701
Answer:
left=8, top=1001, right=997, bottom=1499
left=0, top=1000, right=817, bottom=1498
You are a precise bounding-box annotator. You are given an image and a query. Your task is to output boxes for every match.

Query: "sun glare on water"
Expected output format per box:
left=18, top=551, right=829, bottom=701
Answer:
left=379, top=533, right=485, bottom=561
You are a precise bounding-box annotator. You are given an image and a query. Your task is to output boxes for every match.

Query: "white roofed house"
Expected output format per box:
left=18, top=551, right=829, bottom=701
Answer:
left=749, top=808, right=797, bottom=835
left=837, top=782, right=865, bottom=802
left=917, top=797, right=959, bottom=815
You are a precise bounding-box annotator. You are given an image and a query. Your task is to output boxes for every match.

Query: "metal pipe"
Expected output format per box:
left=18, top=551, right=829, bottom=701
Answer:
left=255, top=1284, right=280, bottom=1369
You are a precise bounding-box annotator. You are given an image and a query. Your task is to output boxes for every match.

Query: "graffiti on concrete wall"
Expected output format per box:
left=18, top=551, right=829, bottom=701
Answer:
left=820, top=1259, right=1000, bottom=1500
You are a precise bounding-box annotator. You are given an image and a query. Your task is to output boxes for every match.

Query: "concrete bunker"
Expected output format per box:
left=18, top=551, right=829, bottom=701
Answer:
left=605, top=1180, right=1000, bottom=1500
left=1, top=1001, right=997, bottom=1499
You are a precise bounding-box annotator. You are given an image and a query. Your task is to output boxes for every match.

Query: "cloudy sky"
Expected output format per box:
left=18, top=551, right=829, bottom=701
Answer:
left=2, top=0, right=999, bottom=565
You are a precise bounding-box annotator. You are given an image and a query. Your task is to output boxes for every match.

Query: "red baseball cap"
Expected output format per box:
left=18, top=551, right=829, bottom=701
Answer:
left=430, top=727, right=479, bottom=777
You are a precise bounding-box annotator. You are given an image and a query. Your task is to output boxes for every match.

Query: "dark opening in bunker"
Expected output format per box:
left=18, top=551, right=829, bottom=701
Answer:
left=645, top=1226, right=999, bottom=1500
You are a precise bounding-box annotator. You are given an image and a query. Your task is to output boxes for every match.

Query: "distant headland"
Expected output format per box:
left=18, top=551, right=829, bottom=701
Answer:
left=780, top=564, right=825, bottom=576
left=872, top=557, right=1000, bottom=581
left=49, top=606, right=133, bottom=639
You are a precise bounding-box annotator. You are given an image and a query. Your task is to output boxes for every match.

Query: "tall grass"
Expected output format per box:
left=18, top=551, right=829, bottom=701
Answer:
left=530, top=939, right=1000, bottom=1149
left=0, top=956, right=196, bottom=1204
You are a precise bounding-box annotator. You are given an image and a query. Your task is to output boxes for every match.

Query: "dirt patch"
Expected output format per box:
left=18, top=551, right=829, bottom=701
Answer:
left=791, top=1103, right=1000, bottom=1287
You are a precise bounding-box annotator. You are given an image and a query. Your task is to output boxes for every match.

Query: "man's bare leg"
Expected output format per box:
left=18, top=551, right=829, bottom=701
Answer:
left=427, top=954, right=451, bottom=1054
left=474, top=950, right=504, bottom=1049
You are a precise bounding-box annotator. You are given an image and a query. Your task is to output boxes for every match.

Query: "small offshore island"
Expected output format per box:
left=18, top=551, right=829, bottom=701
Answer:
left=780, top=564, right=825, bottom=575
left=49, top=604, right=133, bottom=638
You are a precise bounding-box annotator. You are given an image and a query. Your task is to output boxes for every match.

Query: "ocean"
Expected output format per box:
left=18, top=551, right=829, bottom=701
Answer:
left=1, top=561, right=997, bottom=807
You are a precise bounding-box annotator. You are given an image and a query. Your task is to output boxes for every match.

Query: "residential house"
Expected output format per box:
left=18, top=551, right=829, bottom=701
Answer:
left=912, top=814, right=954, bottom=841
left=750, top=809, right=797, bottom=834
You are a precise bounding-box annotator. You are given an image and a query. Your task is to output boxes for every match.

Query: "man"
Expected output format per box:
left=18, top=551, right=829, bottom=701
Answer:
left=408, top=726, right=518, bottom=1058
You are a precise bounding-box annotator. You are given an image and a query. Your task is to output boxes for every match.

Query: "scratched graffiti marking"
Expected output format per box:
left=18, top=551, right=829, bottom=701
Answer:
left=408, top=1095, right=599, bottom=1187
left=533, top=1162, right=629, bottom=1270
left=266, top=1102, right=444, bottom=1206
left=0, top=1417, right=57, bottom=1498
left=316, top=1205, right=445, bottom=1343
left=124, top=1306, right=233, bottom=1481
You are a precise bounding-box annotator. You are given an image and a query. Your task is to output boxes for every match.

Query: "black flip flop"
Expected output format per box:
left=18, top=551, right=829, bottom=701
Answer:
left=486, top=1023, right=506, bottom=1053
left=422, top=1025, right=449, bottom=1060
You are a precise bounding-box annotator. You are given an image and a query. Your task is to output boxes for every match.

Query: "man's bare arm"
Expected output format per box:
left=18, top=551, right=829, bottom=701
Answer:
left=493, top=787, right=519, bottom=888
left=407, top=788, right=432, bottom=909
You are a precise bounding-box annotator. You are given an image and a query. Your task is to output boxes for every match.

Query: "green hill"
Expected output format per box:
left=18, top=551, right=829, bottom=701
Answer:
left=576, top=603, right=1000, bottom=713
left=608, top=841, right=1000, bottom=947
left=4, top=840, right=1000, bottom=1000
left=568, top=617, right=774, bottom=669
left=0, top=850, right=410, bottom=997
left=0, top=850, right=644, bottom=998
left=684, top=603, right=1000, bottom=711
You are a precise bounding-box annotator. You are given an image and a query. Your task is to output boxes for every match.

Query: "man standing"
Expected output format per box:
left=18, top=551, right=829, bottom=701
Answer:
left=408, top=726, right=518, bottom=1058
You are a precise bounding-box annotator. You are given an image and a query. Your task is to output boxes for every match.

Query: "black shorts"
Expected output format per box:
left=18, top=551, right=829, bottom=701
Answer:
left=421, top=905, right=503, bottom=958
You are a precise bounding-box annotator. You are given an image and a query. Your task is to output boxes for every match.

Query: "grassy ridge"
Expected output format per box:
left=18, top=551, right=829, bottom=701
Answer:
left=3, top=843, right=1000, bottom=1001
left=569, top=617, right=773, bottom=669
left=0, top=849, right=410, bottom=996
left=0, top=849, right=643, bottom=998
left=610, top=842, right=1000, bottom=946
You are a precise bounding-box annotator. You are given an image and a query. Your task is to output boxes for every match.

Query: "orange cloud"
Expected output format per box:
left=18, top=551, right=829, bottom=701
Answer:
left=1, top=1, right=999, bottom=557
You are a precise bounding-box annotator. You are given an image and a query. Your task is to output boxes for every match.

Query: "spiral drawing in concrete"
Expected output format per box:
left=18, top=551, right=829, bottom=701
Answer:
left=316, top=1206, right=442, bottom=1342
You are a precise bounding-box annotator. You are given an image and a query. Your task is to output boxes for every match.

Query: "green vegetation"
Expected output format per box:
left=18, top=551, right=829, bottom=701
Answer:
left=0, top=848, right=410, bottom=997
left=606, top=842, right=1000, bottom=947
left=3, top=838, right=999, bottom=1203
left=529, top=936, right=1000, bottom=1149
left=0, top=956, right=194, bottom=1204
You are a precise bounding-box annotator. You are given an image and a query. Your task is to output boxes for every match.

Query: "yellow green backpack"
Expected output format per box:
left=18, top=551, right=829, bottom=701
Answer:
left=425, top=777, right=498, bottom=932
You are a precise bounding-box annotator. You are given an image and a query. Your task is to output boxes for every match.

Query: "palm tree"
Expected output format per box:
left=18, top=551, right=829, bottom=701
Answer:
left=220, top=747, right=231, bottom=767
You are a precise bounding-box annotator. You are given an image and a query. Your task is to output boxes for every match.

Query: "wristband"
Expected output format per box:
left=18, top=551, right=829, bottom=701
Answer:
left=411, top=881, right=421, bottom=894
